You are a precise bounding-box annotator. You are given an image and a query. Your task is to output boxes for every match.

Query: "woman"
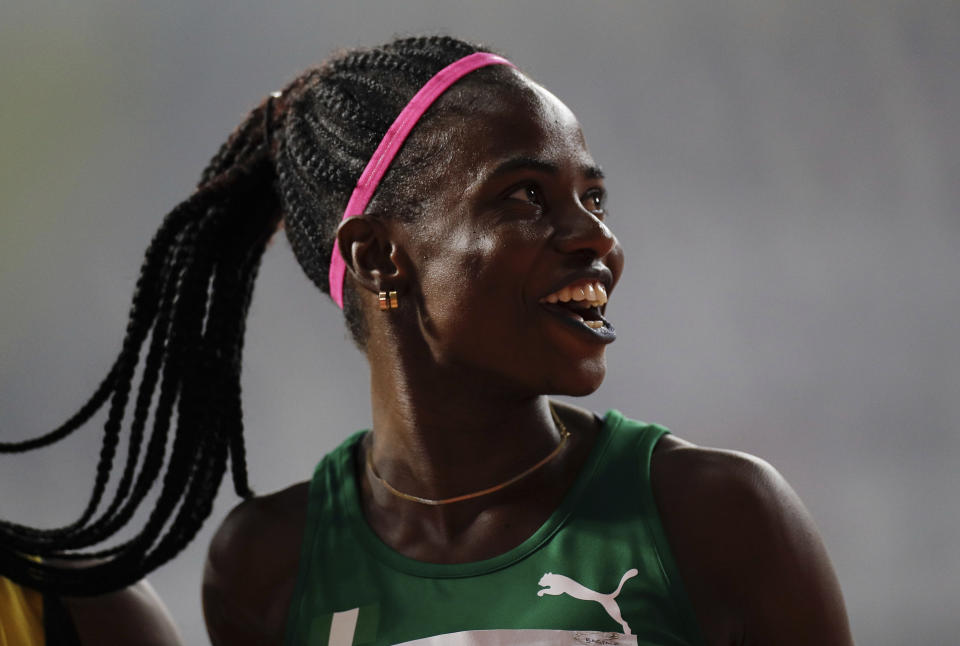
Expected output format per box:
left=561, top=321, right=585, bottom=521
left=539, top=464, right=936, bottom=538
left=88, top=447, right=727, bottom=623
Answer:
left=2, top=36, right=853, bottom=645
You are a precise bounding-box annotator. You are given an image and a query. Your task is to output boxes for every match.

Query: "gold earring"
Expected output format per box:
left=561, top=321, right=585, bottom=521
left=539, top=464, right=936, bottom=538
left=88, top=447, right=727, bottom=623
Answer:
left=379, top=290, right=399, bottom=310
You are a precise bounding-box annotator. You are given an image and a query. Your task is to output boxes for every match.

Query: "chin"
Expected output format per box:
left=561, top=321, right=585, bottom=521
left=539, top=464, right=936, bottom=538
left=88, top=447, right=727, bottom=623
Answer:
left=549, top=357, right=607, bottom=397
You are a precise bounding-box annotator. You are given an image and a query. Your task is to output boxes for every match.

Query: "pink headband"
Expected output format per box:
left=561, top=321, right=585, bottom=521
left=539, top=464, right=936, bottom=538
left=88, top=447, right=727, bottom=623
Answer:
left=328, top=51, right=516, bottom=308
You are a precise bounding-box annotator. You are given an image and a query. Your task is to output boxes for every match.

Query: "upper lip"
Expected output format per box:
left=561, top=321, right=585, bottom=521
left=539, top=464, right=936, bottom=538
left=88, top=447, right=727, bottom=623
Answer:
left=539, top=265, right=614, bottom=303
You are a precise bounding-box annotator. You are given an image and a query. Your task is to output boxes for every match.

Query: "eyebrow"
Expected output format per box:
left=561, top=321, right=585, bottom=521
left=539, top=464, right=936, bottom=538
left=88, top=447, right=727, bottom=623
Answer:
left=488, top=156, right=605, bottom=180
left=583, top=164, right=605, bottom=180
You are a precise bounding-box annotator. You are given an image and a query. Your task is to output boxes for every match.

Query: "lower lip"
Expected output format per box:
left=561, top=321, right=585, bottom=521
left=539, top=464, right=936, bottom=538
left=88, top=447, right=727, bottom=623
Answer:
left=540, top=303, right=617, bottom=343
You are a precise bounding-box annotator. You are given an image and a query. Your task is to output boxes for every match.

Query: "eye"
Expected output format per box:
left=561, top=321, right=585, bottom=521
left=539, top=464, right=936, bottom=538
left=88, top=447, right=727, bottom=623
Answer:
left=582, top=188, right=606, bottom=216
left=506, top=184, right=544, bottom=207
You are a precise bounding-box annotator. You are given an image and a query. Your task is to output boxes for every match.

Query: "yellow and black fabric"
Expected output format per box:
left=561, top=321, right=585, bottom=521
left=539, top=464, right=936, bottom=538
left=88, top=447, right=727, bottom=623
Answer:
left=1, top=575, right=81, bottom=646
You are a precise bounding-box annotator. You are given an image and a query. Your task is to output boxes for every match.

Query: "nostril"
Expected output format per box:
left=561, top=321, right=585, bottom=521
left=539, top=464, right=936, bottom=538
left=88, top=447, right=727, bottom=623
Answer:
left=554, top=213, right=616, bottom=259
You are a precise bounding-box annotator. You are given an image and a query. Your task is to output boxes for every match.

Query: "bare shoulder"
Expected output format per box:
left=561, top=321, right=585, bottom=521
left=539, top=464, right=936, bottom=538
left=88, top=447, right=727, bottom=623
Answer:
left=651, top=435, right=794, bottom=512
left=63, top=579, right=182, bottom=646
left=203, top=481, right=310, bottom=646
left=650, top=435, right=853, bottom=646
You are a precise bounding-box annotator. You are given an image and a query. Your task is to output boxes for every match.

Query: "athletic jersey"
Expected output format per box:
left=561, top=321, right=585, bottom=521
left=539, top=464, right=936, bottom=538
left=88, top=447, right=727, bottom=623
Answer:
left=0, top=575, right=43, bottom=645
left=0, top=572, right=82, bottom=646
left=284, top=410, right=705, bottom=646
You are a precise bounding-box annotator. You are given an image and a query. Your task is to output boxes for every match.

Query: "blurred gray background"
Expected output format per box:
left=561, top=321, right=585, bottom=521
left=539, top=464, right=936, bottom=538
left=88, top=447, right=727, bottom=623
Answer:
left=1, top=1, right=957, bottom=644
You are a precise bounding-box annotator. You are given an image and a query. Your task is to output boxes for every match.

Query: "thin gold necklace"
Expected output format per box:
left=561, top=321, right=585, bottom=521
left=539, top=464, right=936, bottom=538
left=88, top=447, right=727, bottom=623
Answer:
left=365, top=405, right=571, bottom=506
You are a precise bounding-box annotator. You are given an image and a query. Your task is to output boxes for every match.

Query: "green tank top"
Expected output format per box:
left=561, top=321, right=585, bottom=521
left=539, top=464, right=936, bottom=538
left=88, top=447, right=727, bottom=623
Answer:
left=284, top=410, right=705, bottom=646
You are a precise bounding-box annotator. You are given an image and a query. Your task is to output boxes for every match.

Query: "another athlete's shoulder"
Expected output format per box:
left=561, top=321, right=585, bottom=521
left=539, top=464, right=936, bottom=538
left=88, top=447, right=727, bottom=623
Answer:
left=36, top=558, right=182, bottom=646
left=650, top=436, right=854, bottom=645
left=64, top=579, right=183, bottom=646
left=203, top=482, right=309, bottom=646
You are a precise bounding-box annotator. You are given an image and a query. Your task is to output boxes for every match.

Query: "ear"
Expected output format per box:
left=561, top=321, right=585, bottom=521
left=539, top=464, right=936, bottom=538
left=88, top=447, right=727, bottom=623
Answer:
left=335, top=215, right=408, bottom=294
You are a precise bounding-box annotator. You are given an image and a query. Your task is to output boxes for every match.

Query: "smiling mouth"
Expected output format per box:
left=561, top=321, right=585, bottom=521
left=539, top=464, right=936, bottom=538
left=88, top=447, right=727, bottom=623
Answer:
left=538, top=279, right=615, bottom=338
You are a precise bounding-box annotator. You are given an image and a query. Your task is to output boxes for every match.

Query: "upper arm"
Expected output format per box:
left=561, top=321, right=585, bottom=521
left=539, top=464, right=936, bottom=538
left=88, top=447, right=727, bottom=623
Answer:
left=203, top=484, right=307, bottom=646
left=652, top=440, right=853, bottom=646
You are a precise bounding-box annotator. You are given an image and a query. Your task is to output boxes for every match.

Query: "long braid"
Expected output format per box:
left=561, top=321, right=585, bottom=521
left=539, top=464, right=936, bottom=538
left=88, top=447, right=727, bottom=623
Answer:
left=0, top=135, right=278, bottom=591
left=0, top=35, right=521, bottom=595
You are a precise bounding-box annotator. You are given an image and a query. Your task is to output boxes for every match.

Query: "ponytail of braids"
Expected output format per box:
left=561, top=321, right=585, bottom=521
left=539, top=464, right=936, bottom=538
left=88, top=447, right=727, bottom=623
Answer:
left=0, top=95, right=281, bottom=595
left=0, top=34, right=519, bottom=596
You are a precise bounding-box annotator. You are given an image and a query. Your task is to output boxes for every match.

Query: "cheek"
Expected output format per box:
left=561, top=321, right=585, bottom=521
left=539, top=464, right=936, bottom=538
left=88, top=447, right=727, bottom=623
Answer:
left=418, top=232, right=495, bottom=324
left=419, top=228, right=537, bottom=332
left=423, top=225, right=494, bottom=281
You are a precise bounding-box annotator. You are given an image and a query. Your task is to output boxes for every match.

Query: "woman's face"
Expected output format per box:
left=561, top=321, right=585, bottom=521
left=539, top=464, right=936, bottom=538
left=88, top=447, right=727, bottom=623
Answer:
left=396, top=73, right=624, bottom=397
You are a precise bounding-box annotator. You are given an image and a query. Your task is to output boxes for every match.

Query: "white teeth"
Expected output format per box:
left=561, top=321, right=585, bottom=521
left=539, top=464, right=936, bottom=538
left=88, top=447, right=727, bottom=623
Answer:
left=584, top=320, right=604, bottom=329
left=540, top=280, right=609, bottom=307
left=584, top=283, right=597, bottom=302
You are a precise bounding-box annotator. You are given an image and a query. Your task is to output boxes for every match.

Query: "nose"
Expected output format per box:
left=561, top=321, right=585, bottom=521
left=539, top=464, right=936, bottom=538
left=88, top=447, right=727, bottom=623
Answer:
left=552, top=201, right=618, bottom=260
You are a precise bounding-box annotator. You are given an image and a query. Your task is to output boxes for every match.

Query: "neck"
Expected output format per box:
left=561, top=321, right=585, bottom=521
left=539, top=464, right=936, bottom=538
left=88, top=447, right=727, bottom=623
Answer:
left=358, top=330, right=603, bottom=562
left=366, top=364, right=563, bottom=504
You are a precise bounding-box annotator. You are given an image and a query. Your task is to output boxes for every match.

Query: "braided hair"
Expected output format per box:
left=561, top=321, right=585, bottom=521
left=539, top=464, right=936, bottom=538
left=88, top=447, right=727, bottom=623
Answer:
left=0, top=35, right=521, bottom=596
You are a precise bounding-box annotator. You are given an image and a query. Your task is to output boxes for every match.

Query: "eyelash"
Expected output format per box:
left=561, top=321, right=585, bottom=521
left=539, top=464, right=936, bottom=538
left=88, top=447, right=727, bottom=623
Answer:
left=510, top=184, right=543, bottom=206
left=506, top=184, right=607, bottom=218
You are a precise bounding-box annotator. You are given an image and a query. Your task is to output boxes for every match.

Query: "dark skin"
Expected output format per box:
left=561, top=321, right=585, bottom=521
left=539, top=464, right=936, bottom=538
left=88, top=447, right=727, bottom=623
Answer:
left=62, top=580, right=183, bottom=646
left=35, top=558, right=182, bottom=645
left=204, top=71, right=854, bottom=645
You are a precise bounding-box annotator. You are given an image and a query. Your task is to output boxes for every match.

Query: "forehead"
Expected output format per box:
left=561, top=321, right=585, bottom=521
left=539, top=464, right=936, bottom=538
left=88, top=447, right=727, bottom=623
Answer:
left=444, top=72, right=597, bottom=185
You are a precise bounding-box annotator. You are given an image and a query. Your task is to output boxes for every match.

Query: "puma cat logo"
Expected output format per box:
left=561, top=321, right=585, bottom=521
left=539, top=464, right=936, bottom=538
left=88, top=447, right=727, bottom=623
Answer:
left=536, top=569, right=639, bottom=635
